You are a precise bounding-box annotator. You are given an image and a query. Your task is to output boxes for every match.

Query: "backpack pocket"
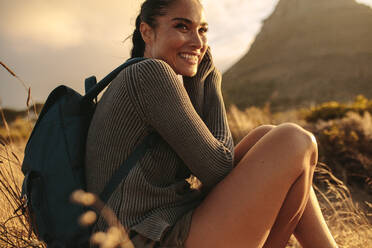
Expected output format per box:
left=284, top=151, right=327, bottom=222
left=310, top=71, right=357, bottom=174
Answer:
left=22, top=171, right=53, bottom=242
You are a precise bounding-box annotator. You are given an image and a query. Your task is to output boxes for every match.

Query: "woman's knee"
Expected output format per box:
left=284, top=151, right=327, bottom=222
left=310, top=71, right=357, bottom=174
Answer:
left=254, top=124, right=276, bottom=136
left=234, top=124, right=276, bottom=165
left=238, top=124, right=276, bottom=148
left=274, top=123, right=318, bottom=168
left=235, top=122, right=318, bottom=176
left=241, top=124, right=276, bottom=141
left=276, top=123, right=317, bottom=147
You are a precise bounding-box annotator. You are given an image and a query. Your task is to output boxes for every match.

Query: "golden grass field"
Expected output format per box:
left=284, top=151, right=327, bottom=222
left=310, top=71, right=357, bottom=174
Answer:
left=0, top=104, right=371, bottom=247
left=227, top=105, right=372, bottom=248
left=0, top=61, right=371, bottom=248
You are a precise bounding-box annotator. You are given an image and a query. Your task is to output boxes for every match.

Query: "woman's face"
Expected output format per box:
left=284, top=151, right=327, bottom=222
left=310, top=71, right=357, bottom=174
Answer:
left=141, top=0, right=208, bottom=77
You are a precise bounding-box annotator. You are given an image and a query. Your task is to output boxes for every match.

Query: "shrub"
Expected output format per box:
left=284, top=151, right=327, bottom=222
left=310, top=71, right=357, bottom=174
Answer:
left=304, top=95, right=372, bottom=123
left=306, top=111, right=372, bottom=194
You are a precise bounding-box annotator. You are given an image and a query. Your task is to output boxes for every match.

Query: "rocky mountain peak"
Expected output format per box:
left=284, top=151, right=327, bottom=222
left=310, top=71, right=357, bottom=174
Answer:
left=222, top=0, right=372, bottom=111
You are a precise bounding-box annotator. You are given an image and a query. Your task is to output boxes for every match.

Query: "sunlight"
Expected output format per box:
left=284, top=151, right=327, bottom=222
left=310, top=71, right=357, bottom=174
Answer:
left=355, top=0, right=372, bottom=8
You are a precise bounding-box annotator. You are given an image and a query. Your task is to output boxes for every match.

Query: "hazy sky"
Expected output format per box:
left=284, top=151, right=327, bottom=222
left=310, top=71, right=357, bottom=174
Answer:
left=1, top=0, right=371, bottom=110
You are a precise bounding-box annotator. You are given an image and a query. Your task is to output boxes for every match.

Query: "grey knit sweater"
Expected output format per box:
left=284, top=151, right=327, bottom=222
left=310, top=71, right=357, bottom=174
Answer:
left=85, top=51, right=234, bottom=242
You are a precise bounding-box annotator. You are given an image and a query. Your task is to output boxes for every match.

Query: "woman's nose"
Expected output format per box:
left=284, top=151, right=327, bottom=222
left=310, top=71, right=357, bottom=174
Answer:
left=190, top=31, right=203, bottom=49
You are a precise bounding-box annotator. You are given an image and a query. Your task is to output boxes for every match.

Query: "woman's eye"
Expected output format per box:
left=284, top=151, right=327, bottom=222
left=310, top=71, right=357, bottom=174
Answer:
left=199, top=27, right=208, bottom=34
left=175, top=23, right=188, bottom=31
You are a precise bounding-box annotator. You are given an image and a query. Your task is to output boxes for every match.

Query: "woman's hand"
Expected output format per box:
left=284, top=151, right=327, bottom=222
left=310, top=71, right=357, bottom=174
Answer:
left=182, top=46, right=215, bottom=117
left=183, top=46, right=214, bottom=83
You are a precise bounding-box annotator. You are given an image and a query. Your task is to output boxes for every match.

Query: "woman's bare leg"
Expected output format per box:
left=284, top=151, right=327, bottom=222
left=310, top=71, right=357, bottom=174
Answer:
left=233, top=125, right=276, bottom=166
left=293, top=186, right=338, bottom=247
left=261, top=157, right=316, bottom=247
left=184, top=123, right=318, bottom=248
left=235, top=125, right=337, bottom=247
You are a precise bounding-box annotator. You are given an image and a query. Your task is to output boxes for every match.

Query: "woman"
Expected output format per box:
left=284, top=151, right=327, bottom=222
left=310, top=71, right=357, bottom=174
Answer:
left=85, top=0, right=339, bottom=247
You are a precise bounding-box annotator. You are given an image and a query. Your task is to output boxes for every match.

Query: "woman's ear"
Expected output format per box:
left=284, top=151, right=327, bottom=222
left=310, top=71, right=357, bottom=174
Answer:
left=140, top=22, right=155, bottom=46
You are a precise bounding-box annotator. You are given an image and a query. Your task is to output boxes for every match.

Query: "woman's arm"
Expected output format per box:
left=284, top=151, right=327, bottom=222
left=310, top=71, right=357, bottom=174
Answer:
left=183, top=47, right=234, bottom=165
left=126, top=58, right=233, bottom=190
left=182, top=47, right=214, bottom=118
left=199, top=66, right=235, bottom=194
left=202, top=67, right=234, bottom=164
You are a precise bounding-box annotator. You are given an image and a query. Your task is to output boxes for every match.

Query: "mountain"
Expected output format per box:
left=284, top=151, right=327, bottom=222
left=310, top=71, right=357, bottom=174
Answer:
left=222, top=0, right=372, bottom=112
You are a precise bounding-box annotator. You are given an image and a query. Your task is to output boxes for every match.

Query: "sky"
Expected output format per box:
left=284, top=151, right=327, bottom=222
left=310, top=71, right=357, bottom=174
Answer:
left=0, top=0, right=371, bottom=110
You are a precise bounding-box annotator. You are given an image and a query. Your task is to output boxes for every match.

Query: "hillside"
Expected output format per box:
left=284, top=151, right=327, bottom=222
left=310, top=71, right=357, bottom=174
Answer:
left=0, top=104, right=43, bottom=126
left=222, top=0, right=372, bottom=112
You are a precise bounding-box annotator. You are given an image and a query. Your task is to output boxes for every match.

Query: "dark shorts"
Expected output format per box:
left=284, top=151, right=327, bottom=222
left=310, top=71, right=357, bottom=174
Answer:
left=129, top=209, right=194, bottom=248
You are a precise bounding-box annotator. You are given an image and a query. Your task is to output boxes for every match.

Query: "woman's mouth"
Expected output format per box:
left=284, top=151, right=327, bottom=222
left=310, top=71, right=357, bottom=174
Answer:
left=179, top=53, right=199, bottom=65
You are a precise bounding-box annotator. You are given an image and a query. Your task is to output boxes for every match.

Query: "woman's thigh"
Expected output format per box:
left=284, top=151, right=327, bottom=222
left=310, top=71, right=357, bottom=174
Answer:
left=234, top=125, right=276, bottom=166
left=184, top=123, right=317, bottom=248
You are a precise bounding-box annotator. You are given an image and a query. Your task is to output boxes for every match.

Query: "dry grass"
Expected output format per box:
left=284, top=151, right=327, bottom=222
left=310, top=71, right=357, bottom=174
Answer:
left=228, top=104, right=372, bottom=248
left=0, top=58, right=371, bottom=246
left=0, top=106, right=370, bottom=247
left=0, top=139, right=42, bottom=247
left=286, top=162, right=372, bottom=247
left=0, top=116, right=135, bottom=248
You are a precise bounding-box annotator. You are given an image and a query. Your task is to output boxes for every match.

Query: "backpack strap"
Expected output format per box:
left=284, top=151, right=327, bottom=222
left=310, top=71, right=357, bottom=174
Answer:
left=83, top=57, right=146, bottom=103
left=85, top=76, right=97, bottom=103
left=99, top=131, right=161, bottom=203
left=85, top=76, right=97, bottom=95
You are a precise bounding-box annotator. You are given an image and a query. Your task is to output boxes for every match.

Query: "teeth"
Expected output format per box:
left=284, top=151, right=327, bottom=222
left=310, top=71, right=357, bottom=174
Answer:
left=180, top=53, right=198, bottom=63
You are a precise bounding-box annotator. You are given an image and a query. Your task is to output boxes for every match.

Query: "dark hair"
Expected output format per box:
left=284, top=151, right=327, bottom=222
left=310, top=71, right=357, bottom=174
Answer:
left=131, top=0, right=178, bottom=58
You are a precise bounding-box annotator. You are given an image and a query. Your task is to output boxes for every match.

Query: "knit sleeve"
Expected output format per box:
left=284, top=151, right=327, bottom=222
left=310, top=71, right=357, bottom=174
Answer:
left=182, top=47, right=214, bottom=118
left=127, top=59, right=233, bottom=189
left=202, top=67, right=235, bottom=165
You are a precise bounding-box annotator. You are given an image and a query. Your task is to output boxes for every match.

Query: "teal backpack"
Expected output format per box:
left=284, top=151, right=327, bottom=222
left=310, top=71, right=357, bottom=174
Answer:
left=19, top=57, right=159, bottom=247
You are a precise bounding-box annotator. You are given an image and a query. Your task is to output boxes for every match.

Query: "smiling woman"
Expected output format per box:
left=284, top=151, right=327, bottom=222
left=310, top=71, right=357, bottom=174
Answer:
left=140, top=1, right=208, bottom=76
left=131, top=0, right=208, bottom=76
left=85, top=0, right=338, bottom=248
